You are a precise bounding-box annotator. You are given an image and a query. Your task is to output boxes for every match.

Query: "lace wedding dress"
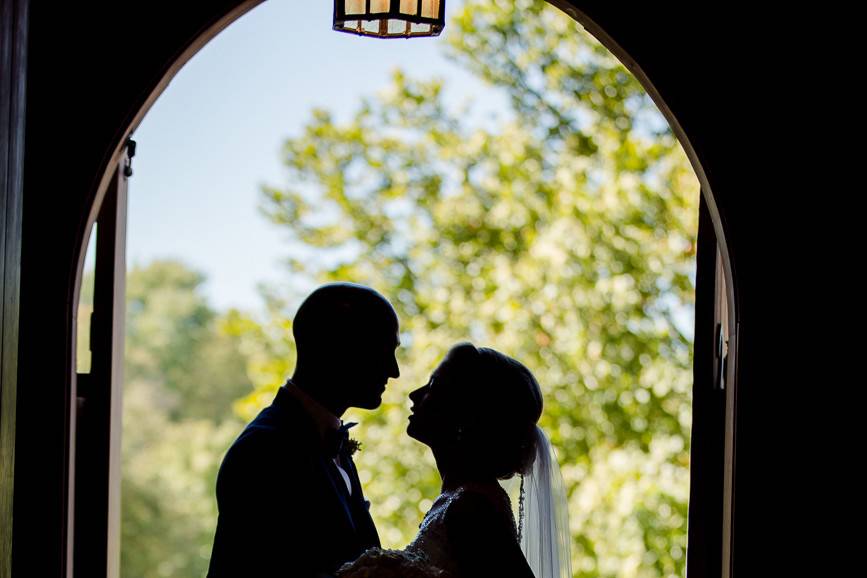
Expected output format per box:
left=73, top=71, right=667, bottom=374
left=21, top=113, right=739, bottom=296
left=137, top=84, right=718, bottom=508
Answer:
left=406, top=482, right=518, bottom=576
left=338, top=427, right=571, bottom=578
left=337, top=482, right=516, bottom=578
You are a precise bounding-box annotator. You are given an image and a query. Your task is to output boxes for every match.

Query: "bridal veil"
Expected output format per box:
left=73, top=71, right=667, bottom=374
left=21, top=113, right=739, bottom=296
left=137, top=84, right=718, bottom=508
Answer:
left=519, top=426, right=572, bottom=578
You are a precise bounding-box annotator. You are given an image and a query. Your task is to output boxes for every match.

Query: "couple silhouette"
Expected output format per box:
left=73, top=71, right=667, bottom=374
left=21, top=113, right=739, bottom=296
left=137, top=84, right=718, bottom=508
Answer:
left=207, top=283, right=569, bottom=578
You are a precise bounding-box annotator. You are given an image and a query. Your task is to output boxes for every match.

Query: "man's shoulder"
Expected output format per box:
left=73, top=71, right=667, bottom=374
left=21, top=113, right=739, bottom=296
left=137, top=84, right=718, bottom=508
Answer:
left=215, top=406, right=321, bottom=497
left=223, top=401, right=316, bottom=463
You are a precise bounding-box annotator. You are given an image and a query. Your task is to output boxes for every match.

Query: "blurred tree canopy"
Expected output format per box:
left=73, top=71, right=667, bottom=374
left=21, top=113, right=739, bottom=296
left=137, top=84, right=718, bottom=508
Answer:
left=230, top=0, right=699, bottom=576
left=119, top=261, right=246, bottom=578
left=117, top=1, right=698, bottom=576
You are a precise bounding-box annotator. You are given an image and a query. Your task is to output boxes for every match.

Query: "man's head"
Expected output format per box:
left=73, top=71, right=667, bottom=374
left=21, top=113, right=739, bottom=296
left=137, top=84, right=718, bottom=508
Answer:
left=292, top=283, right=400, bottom=412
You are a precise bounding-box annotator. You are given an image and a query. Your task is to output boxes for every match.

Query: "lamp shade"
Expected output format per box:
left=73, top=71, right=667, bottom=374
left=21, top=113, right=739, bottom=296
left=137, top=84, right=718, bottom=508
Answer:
left=334, top=0, right=445, bottom=38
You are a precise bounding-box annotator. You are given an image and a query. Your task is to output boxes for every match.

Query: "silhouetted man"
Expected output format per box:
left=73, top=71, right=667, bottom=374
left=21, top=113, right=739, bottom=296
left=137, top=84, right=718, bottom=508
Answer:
left=207, top=283, right=400, bottom=577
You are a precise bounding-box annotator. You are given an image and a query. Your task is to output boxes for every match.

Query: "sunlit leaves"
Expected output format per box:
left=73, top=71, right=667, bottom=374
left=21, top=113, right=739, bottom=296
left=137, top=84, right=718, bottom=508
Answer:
left=249, top=1, right=700, bottom=576
left=122, top=261, right=249, bottom=578
left=118, top=1, right=702, bottom=576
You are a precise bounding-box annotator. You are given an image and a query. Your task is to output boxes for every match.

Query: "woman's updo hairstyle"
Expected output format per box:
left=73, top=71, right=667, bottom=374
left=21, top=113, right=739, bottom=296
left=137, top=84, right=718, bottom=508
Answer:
left=442, top=343, right=543, bottom=479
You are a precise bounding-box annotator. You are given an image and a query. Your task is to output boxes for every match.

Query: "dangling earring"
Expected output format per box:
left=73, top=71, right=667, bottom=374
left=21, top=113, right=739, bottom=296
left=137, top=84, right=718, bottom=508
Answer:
left=517, top=474, right=525, bottom=542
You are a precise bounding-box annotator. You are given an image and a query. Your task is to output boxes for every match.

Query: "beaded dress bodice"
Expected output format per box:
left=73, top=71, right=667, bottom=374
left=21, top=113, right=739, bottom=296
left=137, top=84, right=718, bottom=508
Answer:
left=406, top=483, right=518, bottom=577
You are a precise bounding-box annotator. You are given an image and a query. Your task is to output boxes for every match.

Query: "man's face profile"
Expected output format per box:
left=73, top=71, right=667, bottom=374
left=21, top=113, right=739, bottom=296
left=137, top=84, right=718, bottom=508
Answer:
left=294, top=283, right=401, bottom=412
left=340, top=322, right=400, bottom=410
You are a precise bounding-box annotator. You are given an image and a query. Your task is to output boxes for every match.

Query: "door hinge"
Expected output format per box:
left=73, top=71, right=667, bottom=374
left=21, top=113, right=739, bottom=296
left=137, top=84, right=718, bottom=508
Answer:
left=715, top=322, right=728, bottom=391
left=123, top=137, right=137, bottom=178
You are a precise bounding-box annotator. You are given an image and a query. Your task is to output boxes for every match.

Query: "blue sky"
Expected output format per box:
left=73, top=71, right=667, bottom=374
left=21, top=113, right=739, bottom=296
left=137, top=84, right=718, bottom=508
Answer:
left=126, top=0, right=505, bottom=312
left=123, top=1, right=693, bottom=342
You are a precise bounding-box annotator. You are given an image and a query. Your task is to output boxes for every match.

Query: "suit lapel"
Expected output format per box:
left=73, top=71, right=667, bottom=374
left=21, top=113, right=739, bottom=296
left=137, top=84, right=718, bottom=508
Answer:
left=341, top=454, right=380, bottom=548
left=271, top=388, right=358, bottom=533
left=320, top=455, right=357, bottom=532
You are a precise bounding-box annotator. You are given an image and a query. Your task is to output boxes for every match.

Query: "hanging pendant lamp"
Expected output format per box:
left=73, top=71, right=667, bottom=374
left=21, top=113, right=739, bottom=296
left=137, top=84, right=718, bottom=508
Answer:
left=333, top=0, right=445, bottom=39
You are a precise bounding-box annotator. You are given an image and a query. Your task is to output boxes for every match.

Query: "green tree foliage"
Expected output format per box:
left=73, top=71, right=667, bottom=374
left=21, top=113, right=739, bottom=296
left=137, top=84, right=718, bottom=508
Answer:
left=232, top=1, right=699, bottom=576
left=76, top=269, right=95, bottom=373
left=126, top=261, right=251, bottom=421
left=120, top=260, right=247, bottom=578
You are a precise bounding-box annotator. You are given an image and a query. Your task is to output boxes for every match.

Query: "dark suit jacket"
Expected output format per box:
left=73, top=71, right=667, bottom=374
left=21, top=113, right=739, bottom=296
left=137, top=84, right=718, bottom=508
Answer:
left=207, top=387, right=380, bottom=577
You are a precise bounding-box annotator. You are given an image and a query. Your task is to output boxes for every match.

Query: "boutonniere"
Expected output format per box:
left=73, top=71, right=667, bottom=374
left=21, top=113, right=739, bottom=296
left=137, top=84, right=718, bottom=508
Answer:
left=329, top=421, right=362, bottom=458
left=345, top=437, right=363, bottom=457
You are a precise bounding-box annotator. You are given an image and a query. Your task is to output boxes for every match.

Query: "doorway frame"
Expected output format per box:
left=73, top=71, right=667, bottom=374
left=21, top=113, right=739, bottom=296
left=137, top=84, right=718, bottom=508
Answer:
left=68, top=2, right=740, bottom=577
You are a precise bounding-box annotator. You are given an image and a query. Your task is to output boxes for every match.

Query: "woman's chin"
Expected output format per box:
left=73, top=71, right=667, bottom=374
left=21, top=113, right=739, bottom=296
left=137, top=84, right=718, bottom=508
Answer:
left=406, top=419, right=425, bottom=443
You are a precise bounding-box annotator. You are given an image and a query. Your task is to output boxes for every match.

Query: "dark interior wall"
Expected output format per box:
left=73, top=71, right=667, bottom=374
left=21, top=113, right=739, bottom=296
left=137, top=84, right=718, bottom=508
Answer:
left=13, top=3, right=254, bottom=575
left=566, top=4, right=777, bottom=574
left=11, top=1, right=780, bottom=575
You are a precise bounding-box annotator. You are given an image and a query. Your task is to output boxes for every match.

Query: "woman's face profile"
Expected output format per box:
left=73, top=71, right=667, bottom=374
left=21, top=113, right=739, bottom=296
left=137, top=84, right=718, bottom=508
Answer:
left=407, top=354, right=463, bottom=445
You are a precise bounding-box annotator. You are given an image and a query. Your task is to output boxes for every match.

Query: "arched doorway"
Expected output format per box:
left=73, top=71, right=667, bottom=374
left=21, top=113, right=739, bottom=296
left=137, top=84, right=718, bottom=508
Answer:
left=70, top=2, right=738, bottom=577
